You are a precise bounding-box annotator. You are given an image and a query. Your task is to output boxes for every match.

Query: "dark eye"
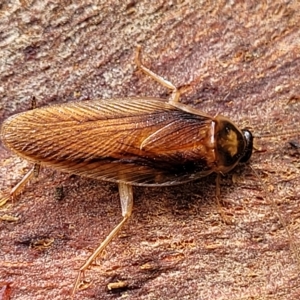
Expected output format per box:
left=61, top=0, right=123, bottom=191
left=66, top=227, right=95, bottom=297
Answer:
left=240, top=129, right=253, bottom=163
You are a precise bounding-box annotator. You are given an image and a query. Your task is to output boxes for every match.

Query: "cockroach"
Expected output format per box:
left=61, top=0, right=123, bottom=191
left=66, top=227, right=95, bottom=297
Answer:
left=1, top=46, right=256, bottom=296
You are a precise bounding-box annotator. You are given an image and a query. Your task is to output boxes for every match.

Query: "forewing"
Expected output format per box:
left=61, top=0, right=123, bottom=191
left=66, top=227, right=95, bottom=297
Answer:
left=1, top=98, right=214, bottom=186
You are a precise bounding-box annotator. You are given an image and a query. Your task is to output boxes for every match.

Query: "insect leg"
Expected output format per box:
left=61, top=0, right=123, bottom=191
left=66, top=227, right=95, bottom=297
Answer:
left=31, top=96, right=37, bottom=109
left=0, top=162, right=40, bottom=205
left=135, top=45, right=180, bottom=103
left=1, top=96, right=41, bottom=203
left=72, top=182, right=133, bottom=296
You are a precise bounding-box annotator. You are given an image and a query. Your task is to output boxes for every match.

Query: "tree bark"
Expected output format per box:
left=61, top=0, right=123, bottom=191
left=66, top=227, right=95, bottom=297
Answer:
left=1, top=1, right=300, bottom=299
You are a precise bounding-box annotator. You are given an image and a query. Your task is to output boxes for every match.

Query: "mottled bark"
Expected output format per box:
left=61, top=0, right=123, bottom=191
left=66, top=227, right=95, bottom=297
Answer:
left=0, top=1, right=300, bottom=299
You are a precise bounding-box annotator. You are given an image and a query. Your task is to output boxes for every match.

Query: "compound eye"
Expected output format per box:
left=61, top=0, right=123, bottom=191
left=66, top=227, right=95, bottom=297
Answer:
left=240, top=129, right=253, bottom=163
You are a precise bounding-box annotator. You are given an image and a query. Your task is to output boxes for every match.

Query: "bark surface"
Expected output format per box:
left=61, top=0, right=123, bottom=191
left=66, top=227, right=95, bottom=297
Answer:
left=0, top=1, right=300, bottom=299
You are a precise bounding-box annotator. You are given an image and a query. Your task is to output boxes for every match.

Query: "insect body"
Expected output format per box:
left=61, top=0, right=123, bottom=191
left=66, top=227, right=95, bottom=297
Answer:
left=0, top=46, right=253, bottom=296
left=1, top=98, right=253, bottom=186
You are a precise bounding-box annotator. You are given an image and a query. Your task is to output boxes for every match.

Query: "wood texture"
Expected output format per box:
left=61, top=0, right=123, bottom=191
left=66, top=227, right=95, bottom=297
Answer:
left=0, top=1, right=300, bottom=299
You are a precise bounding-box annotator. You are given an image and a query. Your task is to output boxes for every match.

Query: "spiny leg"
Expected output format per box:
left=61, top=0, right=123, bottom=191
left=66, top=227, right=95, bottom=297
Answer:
left=0, top=164, right=38, bottom=206
left=31, top=95, right=37, bottom=109
left=9, top=163, right=40, bottom=200
left=72, top=182, right=133, bottom=297
left=1, top=96, right=41, bottom=204
left=135, top=45, right=180, bottom=104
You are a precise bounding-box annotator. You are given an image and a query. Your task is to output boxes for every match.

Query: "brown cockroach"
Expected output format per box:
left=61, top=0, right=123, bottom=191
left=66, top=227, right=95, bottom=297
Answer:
left=0, top=46, right=255, bottom=296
